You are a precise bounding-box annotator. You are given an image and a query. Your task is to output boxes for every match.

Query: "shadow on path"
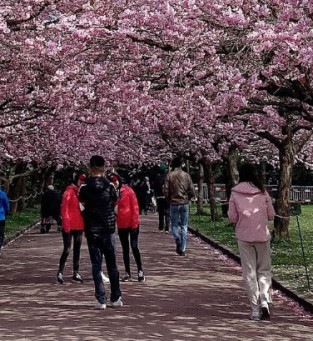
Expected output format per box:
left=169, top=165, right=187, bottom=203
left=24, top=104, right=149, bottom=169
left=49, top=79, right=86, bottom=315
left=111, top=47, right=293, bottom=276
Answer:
left=0, top=213, right=312, bottom=340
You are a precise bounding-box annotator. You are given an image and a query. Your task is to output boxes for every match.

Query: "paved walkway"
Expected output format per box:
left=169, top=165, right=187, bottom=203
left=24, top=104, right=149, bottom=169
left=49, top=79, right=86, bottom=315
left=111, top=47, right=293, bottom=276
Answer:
left=0, top=213, right=312, bottom=341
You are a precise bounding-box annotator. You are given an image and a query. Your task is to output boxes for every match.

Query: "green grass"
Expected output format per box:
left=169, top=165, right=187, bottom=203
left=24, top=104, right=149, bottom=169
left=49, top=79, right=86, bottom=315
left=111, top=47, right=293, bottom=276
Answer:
left=5, top=205, right=40, bottom=240
left=189, top=203, right=313, bottom=302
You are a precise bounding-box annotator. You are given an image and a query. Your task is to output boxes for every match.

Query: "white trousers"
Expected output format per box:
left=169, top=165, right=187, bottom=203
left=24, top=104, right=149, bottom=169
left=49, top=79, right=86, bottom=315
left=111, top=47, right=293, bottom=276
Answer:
left=238, top=240, right=272, bottom=309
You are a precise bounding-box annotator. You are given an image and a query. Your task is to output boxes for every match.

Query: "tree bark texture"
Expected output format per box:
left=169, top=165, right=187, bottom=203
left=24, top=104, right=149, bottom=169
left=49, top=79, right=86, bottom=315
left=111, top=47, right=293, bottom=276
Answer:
left=197, top=162, right=204, bottom=214
left=274, top=142, right=294, bottom=240
left=203, top=159, right=219, bottom=221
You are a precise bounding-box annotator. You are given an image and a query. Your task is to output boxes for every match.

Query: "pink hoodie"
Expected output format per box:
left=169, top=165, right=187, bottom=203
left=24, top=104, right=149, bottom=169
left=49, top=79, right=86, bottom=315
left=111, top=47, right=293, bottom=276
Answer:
left=227, top=182, right=275, bottom=242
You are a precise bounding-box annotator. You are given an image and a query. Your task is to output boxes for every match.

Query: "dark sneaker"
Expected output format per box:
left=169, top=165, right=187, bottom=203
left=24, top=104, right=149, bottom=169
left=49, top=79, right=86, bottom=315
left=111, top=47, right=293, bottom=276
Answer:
left=56, top=272, right=64, bottom=284
left=180, top=251, right=186, bottom=256
left=261, top=302, right=270, bottom=320
left=138, top=270, right=145, bottom=283
left=72, top=272, right=84, bottom=283
left=121, top=273, right=131, bottom=282
left=176, top=240, right=182, bottom=255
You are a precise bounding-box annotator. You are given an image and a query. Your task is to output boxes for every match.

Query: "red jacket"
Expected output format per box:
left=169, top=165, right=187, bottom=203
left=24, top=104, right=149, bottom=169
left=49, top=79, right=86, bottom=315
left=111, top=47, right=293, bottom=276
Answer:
left=61, top=184, right=84, bottom=233
left=116, top=185, right=139, bottom=229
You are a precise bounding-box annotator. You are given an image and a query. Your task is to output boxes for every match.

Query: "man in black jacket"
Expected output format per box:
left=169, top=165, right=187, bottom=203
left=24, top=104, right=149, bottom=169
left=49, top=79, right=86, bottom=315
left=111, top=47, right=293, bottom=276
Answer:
left=154, top=163, right=170, bottom=233
left=79, top=155, right=122, bottom=309
left=40, top=185, right=61, bottom=233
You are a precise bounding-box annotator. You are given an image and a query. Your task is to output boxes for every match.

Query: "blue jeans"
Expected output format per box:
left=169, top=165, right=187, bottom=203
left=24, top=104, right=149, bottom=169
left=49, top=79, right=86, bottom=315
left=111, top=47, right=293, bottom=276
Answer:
left=170, top=204, right=189, bottom=252
left=87, top=233, right=121, bottom=304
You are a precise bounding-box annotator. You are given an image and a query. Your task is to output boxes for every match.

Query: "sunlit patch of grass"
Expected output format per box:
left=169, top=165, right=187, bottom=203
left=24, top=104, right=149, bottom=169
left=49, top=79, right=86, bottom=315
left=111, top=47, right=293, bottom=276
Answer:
left=6, top=205, right=40, bottom=239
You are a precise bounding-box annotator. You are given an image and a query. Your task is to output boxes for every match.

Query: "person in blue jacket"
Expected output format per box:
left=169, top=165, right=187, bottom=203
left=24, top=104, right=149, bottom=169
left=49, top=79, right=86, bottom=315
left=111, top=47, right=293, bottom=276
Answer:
left=0, top=188, right=10, bottom=255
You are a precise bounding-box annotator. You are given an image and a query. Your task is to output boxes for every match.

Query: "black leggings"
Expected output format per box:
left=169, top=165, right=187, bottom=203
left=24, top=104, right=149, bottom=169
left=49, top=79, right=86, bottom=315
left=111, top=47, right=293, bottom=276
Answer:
left=118, top=228, right=142, bottom=276
left=58, top=230, right=83, bottom=273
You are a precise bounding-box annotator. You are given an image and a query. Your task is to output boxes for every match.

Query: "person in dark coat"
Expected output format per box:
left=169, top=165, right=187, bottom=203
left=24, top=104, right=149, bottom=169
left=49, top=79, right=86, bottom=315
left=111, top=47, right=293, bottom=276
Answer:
left=154, top=163, right=170, bottom=233
left=79, top=155, right=123, bottom=309
left=139, top=176, right=151, bottom=215
left=40, top=185, right=61, bottom=233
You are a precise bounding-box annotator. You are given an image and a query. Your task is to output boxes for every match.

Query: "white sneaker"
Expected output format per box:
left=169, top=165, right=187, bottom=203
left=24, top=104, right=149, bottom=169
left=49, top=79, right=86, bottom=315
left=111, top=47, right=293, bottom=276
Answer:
left=138, top=270, right=145, bottom=283
left=95, top=301, right=106, bottom=310
left=249, top=306, right=261, bottom=321
left=108, top=296, right=123, bottom=308
left=101, top=272, right=110, bottom=283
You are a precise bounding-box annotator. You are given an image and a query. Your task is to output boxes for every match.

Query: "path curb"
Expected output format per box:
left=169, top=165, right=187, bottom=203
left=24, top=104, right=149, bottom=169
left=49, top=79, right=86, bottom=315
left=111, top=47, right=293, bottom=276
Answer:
left=189, top=226, right=313, bottom=315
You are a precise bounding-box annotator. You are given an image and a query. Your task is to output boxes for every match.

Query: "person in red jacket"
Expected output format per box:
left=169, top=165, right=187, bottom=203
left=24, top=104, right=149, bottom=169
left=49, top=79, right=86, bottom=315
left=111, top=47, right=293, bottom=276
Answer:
left=110, top=174, right=145, bottom=283
left=56, top=173, right=86, bottom=284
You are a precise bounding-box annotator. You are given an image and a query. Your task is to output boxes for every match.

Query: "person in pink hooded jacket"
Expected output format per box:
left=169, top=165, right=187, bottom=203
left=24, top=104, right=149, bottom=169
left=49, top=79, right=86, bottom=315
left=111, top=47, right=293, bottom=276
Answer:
left=228, top=163, right=275, bottom=321
left=56, top=173, right=86, bottom=285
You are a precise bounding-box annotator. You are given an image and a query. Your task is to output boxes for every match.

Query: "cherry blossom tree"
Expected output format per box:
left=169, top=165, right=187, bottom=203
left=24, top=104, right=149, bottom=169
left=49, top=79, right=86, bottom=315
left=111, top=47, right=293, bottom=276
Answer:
left=0, top=0, right=312, bottom=236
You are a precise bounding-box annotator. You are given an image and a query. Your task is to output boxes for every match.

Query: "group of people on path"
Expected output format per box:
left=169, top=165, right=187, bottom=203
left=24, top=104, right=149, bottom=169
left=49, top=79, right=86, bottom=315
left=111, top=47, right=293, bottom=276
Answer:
left=53, top=154, right=196, bottom=309
left=55, top=155, right=145, bottom=309
left=155, top=157, right=276, bottom=321
left=0, top=154, right=276, bottom=321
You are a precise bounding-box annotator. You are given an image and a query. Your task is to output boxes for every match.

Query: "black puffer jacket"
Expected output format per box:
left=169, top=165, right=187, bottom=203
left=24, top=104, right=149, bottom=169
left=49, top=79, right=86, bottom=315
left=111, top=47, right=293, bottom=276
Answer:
left=79, top=176, right=118, bottom=235
left=41, top=189, right=61, bottom=219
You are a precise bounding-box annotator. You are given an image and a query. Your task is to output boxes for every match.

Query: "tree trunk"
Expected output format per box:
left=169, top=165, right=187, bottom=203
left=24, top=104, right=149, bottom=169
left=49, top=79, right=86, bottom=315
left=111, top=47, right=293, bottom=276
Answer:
left=9, top=163, right=27, bottom=214
left=27, top=169, right=40, bottom=208
left=260, top=161, right=267, bottom=185
left=203, top=158, right=219, bottom=221
left=224, top=147, right=239, bottom=200
left=197, top=162, right=204, bottom=214
left=274, top=142, right=294, bottom=240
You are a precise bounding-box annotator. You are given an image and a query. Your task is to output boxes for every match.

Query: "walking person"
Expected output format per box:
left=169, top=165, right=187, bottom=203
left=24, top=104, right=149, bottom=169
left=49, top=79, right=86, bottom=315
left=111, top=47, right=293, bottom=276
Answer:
left=0, top=188, right=10, bottom=256
left=164, top=156, right=195, bottom=256
left=110, top=174, right=145, bottom=283
left=139, top=176, right=151, bottom=215
left=79, top=155, right=122, bottom=310
left=56, top=174, right=86, bottom=284
left=154, top=163, right=170, bottom=233
left=227, top=163, right=275, bottom=321
left=40, top=185, right=62, bottom=233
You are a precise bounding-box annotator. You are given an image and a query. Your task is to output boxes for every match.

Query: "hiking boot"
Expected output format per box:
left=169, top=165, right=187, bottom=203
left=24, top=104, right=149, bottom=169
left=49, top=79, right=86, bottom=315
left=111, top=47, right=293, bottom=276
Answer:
left=72, top=272, right=84, bottom=283
left=56, top=272, right=64, bottom=284
left=101, top=272, right=110, bottom=283
left=261, top=301, right=270, bottom=320
left=121, top=273, right=131, bottom=282
left=108, top=296, right=123, bottom=308
left=95, top=300, right=106, bottom=310
left=138, top=270, right=145, bottom=283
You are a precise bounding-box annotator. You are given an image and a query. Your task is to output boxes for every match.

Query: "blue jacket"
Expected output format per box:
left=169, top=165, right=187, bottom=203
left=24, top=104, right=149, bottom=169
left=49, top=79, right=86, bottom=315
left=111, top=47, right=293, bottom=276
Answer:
left=0, top=189, right=10, bottom=221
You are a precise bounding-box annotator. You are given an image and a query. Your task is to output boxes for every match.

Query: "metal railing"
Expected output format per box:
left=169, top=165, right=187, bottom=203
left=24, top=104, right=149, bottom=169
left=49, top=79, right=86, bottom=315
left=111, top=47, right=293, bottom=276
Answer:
left=195, top=184, right=313, bottom=203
